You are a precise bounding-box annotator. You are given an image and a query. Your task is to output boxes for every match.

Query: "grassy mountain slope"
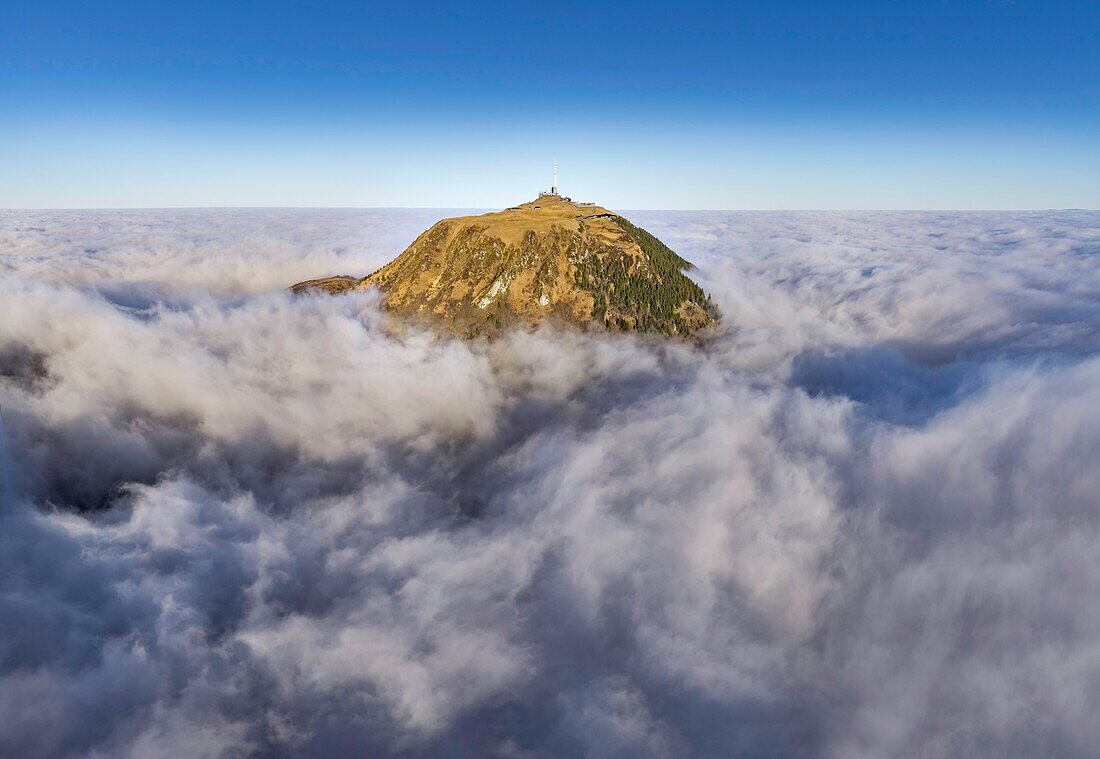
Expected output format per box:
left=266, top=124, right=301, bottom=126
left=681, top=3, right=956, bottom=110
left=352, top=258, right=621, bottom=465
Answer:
left=294, top=196, right=718, bottom=337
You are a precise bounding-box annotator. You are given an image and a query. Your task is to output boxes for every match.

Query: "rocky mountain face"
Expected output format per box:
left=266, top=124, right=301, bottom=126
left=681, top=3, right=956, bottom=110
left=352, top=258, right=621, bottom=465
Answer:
left=292, top=195, right=718, bottom=337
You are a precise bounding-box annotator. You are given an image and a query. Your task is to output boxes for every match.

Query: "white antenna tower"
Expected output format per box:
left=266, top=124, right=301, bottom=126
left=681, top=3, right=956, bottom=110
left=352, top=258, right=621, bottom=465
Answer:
left=552, top=159, right=558, bottom=196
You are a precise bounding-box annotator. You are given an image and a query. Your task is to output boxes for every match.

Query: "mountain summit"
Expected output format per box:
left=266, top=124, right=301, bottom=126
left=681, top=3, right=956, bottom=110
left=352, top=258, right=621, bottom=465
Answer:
left=292, top=194, right=718, bottom=337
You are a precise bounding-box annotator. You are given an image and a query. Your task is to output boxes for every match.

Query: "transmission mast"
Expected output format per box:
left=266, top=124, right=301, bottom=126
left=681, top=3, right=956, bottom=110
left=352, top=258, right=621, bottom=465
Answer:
left=552, top=159, right=558, bottom=196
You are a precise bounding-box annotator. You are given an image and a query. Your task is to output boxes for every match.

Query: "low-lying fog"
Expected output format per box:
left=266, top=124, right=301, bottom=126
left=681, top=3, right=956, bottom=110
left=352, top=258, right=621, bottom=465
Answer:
left=2, top=208, right=1099, bottom=757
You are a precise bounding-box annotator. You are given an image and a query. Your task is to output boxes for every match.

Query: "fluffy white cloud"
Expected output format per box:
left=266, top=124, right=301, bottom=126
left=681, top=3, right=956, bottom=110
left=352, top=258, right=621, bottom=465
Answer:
left=1, top=209, right=1098, bottom=757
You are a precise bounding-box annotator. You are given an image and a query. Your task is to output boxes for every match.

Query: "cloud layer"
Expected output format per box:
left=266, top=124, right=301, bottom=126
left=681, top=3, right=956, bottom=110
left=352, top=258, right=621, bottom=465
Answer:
left=2, top=209, right=1099, bottom=757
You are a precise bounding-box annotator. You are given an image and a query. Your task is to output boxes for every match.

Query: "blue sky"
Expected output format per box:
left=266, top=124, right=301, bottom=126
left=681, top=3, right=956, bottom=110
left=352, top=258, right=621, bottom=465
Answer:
left=2, top=1, right=1097, bottom=209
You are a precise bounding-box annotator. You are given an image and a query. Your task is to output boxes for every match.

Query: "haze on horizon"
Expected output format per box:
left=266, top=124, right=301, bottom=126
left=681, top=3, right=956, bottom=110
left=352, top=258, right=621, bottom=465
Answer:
left=2, top=0, right=1098, bottom=210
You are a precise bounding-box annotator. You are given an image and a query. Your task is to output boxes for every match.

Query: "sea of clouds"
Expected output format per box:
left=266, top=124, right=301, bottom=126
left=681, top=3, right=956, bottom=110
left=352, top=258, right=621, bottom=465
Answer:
left=2, top=208, right=1099, bottom=758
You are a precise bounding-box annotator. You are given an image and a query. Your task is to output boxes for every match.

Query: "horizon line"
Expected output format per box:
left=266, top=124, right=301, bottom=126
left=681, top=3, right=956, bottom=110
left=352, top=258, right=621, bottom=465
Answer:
left=2, top=206, right=1096, bottom=213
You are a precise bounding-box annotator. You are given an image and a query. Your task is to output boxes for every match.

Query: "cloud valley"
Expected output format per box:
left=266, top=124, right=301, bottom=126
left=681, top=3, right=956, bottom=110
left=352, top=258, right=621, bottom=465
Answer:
left=2, top=209, right=1099, bottom=758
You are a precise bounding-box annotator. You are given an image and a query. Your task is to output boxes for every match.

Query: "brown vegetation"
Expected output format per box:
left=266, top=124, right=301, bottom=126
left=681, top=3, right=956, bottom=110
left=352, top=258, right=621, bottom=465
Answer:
left=292, top=196, right=718, bottom=338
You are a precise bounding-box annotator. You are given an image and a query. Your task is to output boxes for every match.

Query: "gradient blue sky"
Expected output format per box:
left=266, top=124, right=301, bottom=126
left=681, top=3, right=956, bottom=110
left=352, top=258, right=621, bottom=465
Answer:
left=2, top=1, right=1097, bottom=209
